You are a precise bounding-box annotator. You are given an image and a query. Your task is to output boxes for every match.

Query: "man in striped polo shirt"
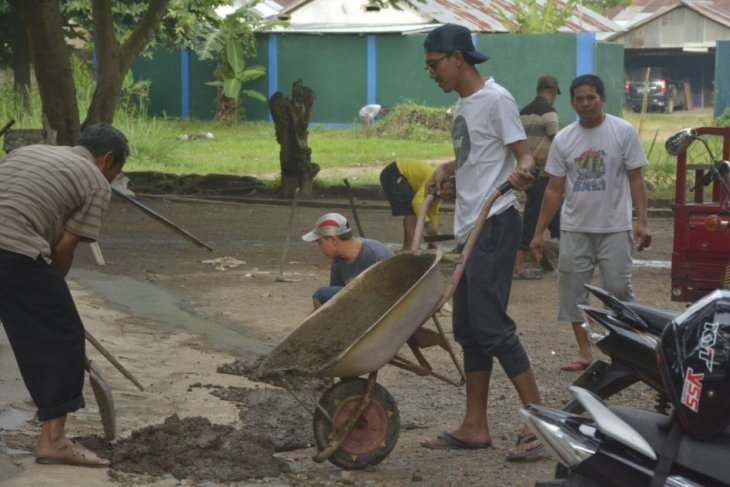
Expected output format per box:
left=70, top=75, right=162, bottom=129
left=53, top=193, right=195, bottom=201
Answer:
left=0, top=124, right=128, bottom=467
left=513, top=75, right=562, bottom=280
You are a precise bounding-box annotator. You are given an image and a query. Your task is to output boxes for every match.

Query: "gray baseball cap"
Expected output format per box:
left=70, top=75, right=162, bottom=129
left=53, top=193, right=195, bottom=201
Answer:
left=302, top=213, right=352, bottom=242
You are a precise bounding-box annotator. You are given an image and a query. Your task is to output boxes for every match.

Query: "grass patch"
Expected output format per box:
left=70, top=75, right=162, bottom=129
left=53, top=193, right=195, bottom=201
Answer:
left=623, top=108, right=721, bottom=198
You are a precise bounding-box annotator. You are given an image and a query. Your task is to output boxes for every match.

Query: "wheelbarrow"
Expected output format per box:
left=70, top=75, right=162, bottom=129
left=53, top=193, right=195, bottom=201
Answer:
left=257, top=179, right=516, bottom=470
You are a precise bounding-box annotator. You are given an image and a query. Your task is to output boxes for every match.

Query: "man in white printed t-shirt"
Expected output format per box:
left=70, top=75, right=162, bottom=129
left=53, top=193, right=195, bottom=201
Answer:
left=419, top=23, right=545, bottom=462
left=530, top=74, right=652, bottom=373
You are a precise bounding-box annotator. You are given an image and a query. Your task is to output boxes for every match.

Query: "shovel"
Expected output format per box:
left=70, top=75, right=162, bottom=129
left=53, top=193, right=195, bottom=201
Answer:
left=86, top=358, right=116, bottom=441
left=276, top=187, right=301, bottom=282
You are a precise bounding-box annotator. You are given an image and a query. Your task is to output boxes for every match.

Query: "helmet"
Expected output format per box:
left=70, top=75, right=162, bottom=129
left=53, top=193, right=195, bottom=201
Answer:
left=657, top=289, right=730, bottom=438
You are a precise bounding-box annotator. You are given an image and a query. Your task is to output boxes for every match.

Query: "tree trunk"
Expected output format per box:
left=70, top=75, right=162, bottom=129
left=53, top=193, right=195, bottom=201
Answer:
left=9, top=0, right=80, bottom=145
left=215, top=88, right=239, bottom=124
left=268, top=80, right=319, bottom=199
left=8, top=10, right=31, bottom=112
left=83, top=0, right=170, bottom=128
left=9, top=0, right=170, bottom=143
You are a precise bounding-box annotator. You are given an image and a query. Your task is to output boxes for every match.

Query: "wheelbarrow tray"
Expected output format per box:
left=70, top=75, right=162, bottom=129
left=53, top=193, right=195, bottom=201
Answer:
left=258, top=251, right=445, bottom=379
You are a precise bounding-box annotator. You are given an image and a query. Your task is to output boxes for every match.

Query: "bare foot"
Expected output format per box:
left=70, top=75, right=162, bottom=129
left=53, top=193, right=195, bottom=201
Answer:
left=35, top=440, right=109, bottom=467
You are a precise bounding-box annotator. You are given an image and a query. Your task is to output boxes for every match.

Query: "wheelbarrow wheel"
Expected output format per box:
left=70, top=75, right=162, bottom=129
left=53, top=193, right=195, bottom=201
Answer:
left=313, top=378, right=399, bottom=470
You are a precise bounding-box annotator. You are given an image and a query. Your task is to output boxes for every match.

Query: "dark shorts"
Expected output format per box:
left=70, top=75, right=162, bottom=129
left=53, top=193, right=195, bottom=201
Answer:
left=0, top=249, right=86, bottom=421
left=380, top=162, right=415, bottom=217
left=452, top=207, right=531, bottom=378
left=520, top=176, right=560, bottom=250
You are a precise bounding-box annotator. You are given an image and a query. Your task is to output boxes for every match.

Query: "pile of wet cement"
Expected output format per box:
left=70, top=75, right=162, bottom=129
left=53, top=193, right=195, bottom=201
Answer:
left=111, top=415, right=288, bottom=482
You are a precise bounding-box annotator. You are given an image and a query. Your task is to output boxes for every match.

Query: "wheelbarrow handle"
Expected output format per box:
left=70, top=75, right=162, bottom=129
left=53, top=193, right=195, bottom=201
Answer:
left=411, top=192, right=436, bottom=251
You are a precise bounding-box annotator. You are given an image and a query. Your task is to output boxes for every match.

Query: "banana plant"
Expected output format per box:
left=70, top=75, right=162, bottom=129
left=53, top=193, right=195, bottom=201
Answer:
left=195, top=4, right=273, bottom=122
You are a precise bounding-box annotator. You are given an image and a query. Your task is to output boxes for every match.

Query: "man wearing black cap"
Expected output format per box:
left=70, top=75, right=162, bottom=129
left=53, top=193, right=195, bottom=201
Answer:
left=420, top=24, right=544, bottom=461
left=513, top=75, right=562, bottom=280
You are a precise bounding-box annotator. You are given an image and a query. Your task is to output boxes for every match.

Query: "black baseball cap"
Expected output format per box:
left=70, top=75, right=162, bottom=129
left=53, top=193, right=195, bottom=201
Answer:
left=424, top=24, right=489, bottom=65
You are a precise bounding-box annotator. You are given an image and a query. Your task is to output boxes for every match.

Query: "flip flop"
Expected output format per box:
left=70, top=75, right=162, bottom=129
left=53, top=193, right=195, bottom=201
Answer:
left=505, top=433, right=545, bottom=461
left=560, top=360, right=590, bottom=372
left=36, top=441, right=109, bottom=468
left=513, top=269, right=542, bottom=280
left=420, top=432, right=491, bottom=450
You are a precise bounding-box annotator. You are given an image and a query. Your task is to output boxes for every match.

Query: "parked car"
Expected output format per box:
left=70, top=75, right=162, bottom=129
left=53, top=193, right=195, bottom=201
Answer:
left=624, top=67, right=685, bottom=113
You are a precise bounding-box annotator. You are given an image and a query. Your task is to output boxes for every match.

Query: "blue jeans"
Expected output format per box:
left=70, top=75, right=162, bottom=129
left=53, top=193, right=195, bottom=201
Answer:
left=313, top=286, right=343, bottom=305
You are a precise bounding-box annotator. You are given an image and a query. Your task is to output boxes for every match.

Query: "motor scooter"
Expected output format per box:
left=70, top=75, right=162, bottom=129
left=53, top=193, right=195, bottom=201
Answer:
left=562, top=285, right=676, bottom=414
left=525, top=288, right=730, bottom=487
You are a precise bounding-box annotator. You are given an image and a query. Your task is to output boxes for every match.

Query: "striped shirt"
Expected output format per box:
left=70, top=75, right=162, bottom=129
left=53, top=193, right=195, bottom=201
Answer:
left=520, top=95, right=560, bottom=174
left=0, top=145, right=111, bottom=261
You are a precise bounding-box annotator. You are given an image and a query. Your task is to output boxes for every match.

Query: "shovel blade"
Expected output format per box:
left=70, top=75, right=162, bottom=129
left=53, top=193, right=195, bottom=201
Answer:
left=87, top=360, right=117, bottom=441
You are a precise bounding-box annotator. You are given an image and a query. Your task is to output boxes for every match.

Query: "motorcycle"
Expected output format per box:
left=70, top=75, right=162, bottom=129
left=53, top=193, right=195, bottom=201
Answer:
left=562, top=285, right=677, bottom=414
left=525, top=288, right=730, bottom=487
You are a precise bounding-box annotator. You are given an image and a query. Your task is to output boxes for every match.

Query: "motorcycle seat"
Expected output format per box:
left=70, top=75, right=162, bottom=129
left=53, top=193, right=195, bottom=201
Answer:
left=612, top=406, right=730, bottom=484
left=624, top=303, right=678, bottom=333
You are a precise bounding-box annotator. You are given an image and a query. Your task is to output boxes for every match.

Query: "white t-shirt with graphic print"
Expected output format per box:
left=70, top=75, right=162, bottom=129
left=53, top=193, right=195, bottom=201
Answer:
left=452, top=78, right=526, bottom=243
left=546, top=114, right=647, bottom=233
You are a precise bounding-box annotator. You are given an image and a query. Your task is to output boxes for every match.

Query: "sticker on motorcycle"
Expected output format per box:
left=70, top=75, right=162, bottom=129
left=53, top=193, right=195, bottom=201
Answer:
left=699, top=321, right=719, bottom=372
left=681, top=367, right=704, bottom=413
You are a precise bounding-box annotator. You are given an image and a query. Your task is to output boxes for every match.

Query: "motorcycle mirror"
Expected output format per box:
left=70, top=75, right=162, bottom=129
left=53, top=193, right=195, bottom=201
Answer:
left=665, top=128, right=698, bottom=155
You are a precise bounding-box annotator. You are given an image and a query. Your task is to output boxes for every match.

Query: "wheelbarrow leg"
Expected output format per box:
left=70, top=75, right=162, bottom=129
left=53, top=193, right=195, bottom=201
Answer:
left=431, top=315, right=465, bottom=384
left=313, top=372, right=377, bottom=464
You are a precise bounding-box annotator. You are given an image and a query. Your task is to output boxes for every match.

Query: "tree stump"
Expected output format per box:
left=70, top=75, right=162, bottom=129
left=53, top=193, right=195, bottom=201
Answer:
left=268, top=80, right=319, bottom=198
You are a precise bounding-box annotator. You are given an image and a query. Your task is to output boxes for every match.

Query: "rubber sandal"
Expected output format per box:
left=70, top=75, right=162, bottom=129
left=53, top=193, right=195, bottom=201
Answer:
left=505, top=433, right=545, bottom=461
left=560, top=360, right=590, bottom=372
left=513, top=269, right=542, bottom=280
left=421, top=432, right=492, bottom=450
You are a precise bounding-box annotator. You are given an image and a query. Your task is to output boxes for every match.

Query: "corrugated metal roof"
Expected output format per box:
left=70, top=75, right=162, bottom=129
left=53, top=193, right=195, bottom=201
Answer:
left=274, top=0, right=620, bottom=33
left=271, top=22, right=440, bottom=33
left=417, top=0, right=620, bottom=33
left=607, top=0, right=730, bottom=29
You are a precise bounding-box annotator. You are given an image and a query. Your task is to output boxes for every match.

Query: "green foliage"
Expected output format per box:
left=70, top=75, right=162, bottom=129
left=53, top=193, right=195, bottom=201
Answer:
left=581, top=0, right=632, bottom=14
left=195, top=4, right=273, bottom=112
left=59, top=0, right=226, bottom=52
left=373, top=102, right=452, bottom=142
left=495, top=0, right=577, bottom=33
left=715, top=108, right=730, bottom=128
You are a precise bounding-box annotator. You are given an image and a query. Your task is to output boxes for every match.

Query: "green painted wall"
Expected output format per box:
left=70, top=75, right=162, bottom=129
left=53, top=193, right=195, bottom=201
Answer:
left=187, top=55, right=217, bottom=120
left=595, top=41, right=625, bottom=117
left=474, top=33, right=577, bottom=123
left=132, top=33, right=626, bottom=125
left=715, top=40, right=730, bottom=119
left=276, top=35, right=367, bottom=124
left=240, top=39, right=270, bottom=121
left=134, top=50, right=182, bottom=117
left=376, top=34, right=458, bottom=108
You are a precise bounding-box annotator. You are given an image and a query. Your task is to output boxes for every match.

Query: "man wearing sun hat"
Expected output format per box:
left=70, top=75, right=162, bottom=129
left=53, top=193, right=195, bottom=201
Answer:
left=302, top=212, right=394, bottom=308
left=513, top=74, right=563, bottom=280
left=419, top=23, right=544, bottom=461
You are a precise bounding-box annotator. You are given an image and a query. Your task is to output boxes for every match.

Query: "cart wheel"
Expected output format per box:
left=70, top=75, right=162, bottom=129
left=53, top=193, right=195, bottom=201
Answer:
left=313, top=378, right=399, bottom=470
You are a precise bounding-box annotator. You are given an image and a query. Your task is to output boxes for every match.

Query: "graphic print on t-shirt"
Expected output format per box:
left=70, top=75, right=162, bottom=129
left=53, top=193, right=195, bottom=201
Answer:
left=452, top=115, right=471, bottom=169
left=573, top=148, right=607, bottom=192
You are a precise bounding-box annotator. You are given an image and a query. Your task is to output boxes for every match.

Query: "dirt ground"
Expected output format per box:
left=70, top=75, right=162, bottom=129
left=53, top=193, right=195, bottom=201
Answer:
left=0, top=182, right=687, bottom=487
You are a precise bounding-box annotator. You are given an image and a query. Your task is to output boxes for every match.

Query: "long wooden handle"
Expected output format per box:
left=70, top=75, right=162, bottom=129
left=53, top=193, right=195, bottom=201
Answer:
left=0, top=119, right=15, bottom=138
left=85, top=330, right=144, bottom=391
left=112, top=187, right=214, bottom=252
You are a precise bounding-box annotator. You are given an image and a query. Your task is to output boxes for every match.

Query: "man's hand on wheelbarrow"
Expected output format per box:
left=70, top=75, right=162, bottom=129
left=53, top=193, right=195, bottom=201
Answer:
left=507, top=166, right=537, bottom=192
left=426, top=161, right=456, bottom=199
